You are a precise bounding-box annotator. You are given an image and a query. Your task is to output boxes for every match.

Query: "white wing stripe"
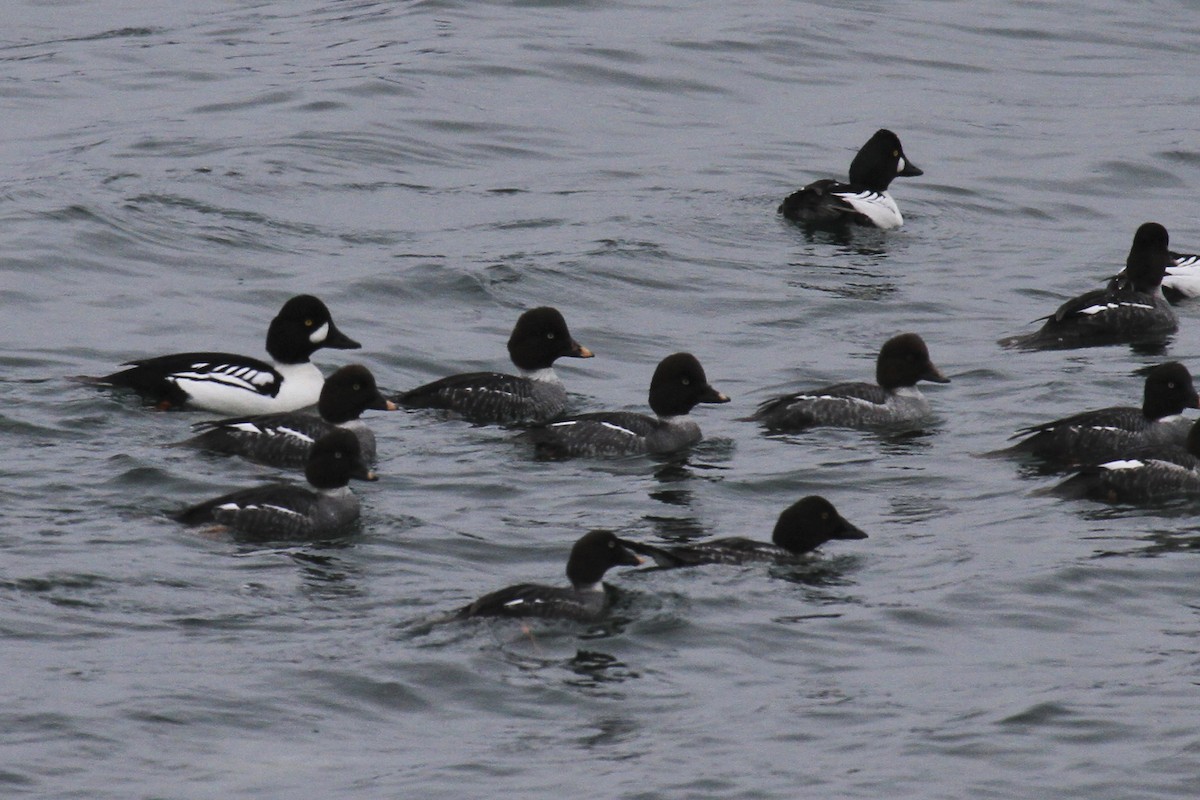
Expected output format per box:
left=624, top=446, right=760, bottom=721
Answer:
left=276, top=426, right=315, bottom=443
left=170, top=368, right=277, bottom=394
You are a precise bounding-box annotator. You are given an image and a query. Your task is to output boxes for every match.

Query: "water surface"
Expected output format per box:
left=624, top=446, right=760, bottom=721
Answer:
left=3, top=1, right=1200, bottom=797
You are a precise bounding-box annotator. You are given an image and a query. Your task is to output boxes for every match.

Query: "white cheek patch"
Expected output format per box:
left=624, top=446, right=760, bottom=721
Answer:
left=309, top=322, right=329, bottom=344
left=897, top=157, right=906, bottom=172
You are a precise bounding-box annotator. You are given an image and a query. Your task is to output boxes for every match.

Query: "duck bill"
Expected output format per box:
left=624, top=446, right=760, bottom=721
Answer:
left=922, top=364, right=951, bottom=384
left=352, top=463, right=378, bottom=481
left=323, top=322, right=361, bottom=350
left=368, top=392, right=398, bottom=412
left=569, top=340, right=595, bottom=359
left=898, top=157, right=923, bottom=177
left=616, top=539, right=645, bottom=566
left=701, top=386, right=731, bottom=404
left=834, top=519, right=869, bottom=540
left=620, top=540, right=680, bottom=568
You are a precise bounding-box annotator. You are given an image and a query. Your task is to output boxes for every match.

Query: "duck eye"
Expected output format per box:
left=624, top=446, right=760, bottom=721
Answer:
left=893, top=150, right=899, bottom=157
left=821, top=512, right=829, bottom=520
left=353, top=383, right=362, bottom=391
left=546, top=331, right=555, bottom=339
left=1169, top=381, right=1177, bottom=389
left=305, top=318, right=314, bottom=327
left=681, top=377, right=690, bottom=386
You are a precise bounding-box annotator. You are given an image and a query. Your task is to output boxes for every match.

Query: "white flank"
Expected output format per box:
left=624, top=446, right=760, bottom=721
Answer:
left=1164, top=270, right=1200, bottom=299
left=836, top=189, right=903, bottom=230
left=172, top=368, right=273, bottom=392
left=174, top=361, right=323, bottom=415
left=268, top=361, right=325, bottom=411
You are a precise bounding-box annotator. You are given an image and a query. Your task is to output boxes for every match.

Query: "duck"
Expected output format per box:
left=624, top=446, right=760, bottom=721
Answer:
left=1001, top=223, right=1176, bottom=350
left=1110, top=227, right=1200, bottom=301
left=1001, top=361, right=1198, bottom=468
left=1161, top=251, right=1200, bottom=301
left=453, top=530, right=643, bottom=622
left=394, top=306, right=593, bottom=425
left=523, top=352, right=729, bottom=458
left=175, top=364, right=395, bottom=469
left=96, top=294, right=361, bottom=414
left=778, top=129, right=923, bottom=230
left=747, top=333, right=949, bottom=431
left=627, top=496, right=867, bottom=568
left=1048, top=419, right=1200, bottom=504
left=172, top=429, right=376, bottom=541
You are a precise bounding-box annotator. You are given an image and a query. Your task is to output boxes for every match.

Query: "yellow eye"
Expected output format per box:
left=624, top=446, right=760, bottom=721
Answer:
left=893, top=150, right=899, bottom=157
left=353, top=383, right=362, bottom=391
left=305, top=318, right=314, bottom=327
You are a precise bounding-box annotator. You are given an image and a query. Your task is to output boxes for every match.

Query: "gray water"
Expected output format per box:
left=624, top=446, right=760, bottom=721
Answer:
left=4, top=1, right=1200, bottom=797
